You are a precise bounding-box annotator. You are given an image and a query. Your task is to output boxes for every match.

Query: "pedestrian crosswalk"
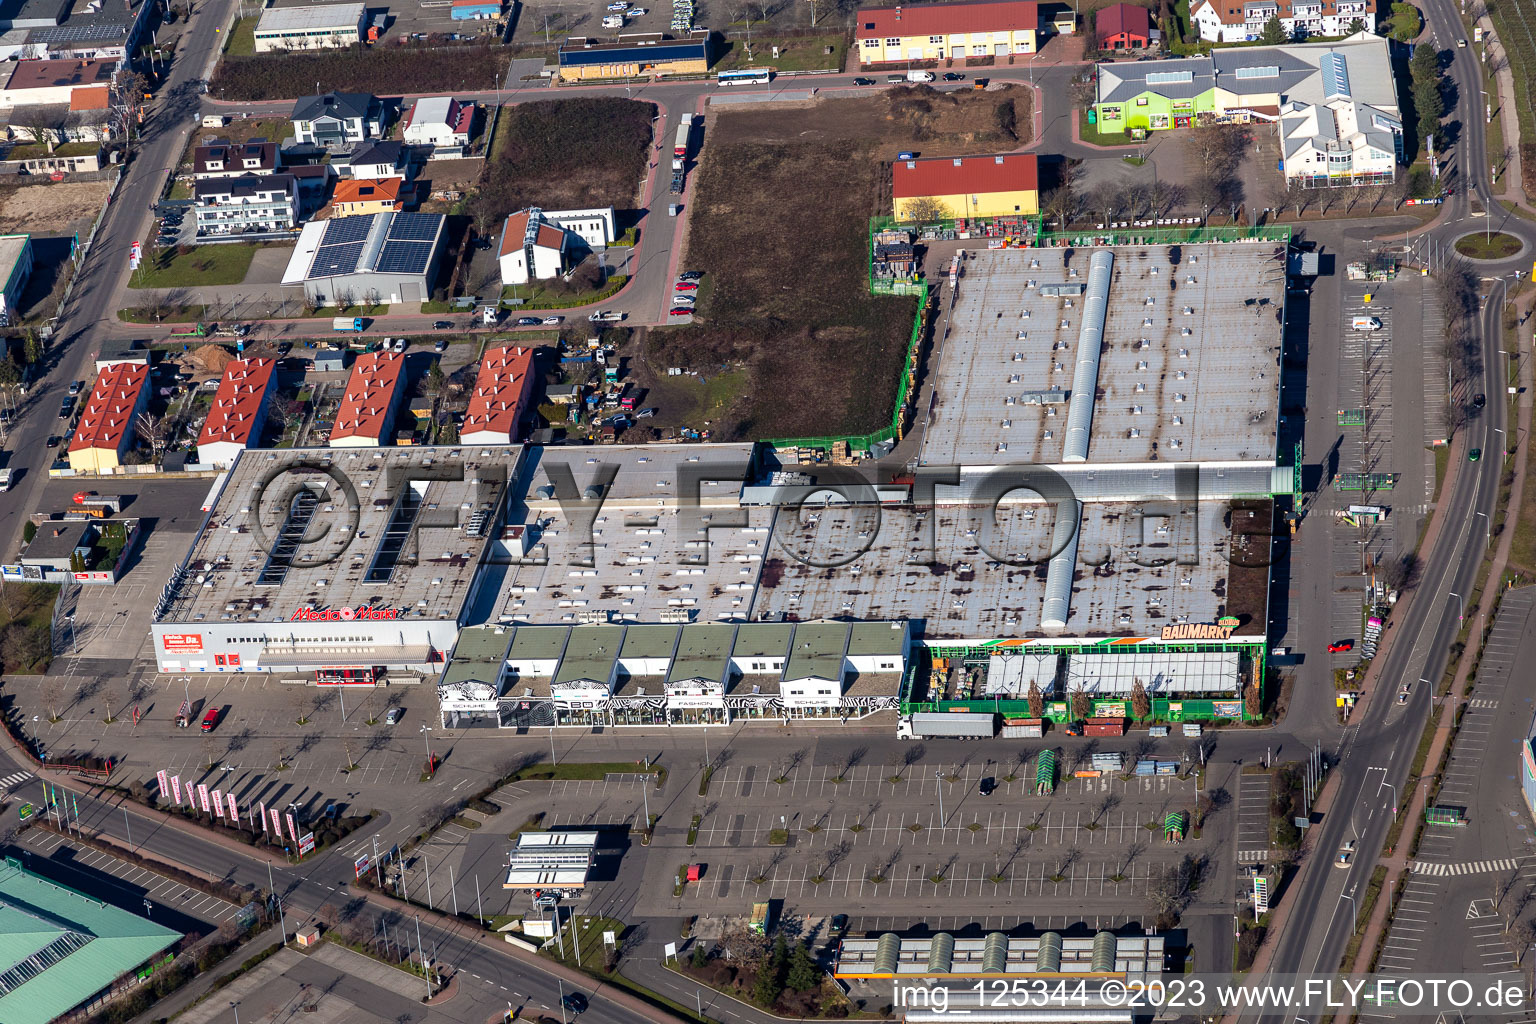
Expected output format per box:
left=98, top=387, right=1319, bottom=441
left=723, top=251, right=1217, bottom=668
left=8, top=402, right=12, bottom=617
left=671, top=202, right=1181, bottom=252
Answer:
left=1410, top=857, right=1523, bottom=877
left=1467, top=699, right=1502, bottom=709
left=1237, top=850, right=1273, bottom=863
left=0, top=771, right=33, bottom=790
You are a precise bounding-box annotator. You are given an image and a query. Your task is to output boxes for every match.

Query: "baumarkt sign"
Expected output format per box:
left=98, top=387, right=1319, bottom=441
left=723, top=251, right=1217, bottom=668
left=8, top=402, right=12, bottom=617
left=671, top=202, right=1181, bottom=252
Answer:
left=1159, top=623, right=1235, bottom=641
left=290, top=606, right=403, bottom=622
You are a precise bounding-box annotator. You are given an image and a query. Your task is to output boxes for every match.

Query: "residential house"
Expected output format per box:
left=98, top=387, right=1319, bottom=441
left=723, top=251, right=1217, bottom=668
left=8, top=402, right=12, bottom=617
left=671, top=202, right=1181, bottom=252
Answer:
left=346, top=139, right=410, bottom=180
left=193, top=138, right=281, bottom=180
left=290, top=91, right=382, bottom=147
left=854, top=0, right=1039, bottom=67
left=331, top=177, right=405, bottom=217
left=1191, top=0, right=1372, bottom=42
left=891, top=152, right=1038, bottom=220
left=67, top=362, right=149, bottom=472
left=194, top=174, right=299, bottom=236
left=195, top=357, right=277, bottom=468
left=461, top=345, right=536, bottom=445
left=1092, top=35, right=1402, bottom=183
left=542, top=207, right=616, bottom=248
left=402, top=96, right=475, bottom=155
left=1095, top=3, right=1155, bottom=49
left=254, top=3, right=367, bottom=52
left=329, top=350, right=405, bottom=447
left=497, top=208, right=576, bottom=285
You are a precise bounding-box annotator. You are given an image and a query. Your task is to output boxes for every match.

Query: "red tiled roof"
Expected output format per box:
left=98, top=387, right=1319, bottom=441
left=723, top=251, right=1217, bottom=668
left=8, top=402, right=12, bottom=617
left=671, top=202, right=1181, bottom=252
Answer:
left=69, top=363, right=148, bottom=454
left=498, top=211, right=569, bottom=257
left=332, top=177, right=403, bottom=207
left=1096, top=2, right=1152, bottom=40
left=5, top=57, right=116, bottom=91
left=892, top=152, right=1038, bottom=199
left=331, top=351, right=404, bottom=442
left=462, top=345, right=536, bottom=442
left=70, top=85, right=110, bottom=111
left=197, top=358, right=276, bottom=448
left=854, top=0, right=1039, bottom=39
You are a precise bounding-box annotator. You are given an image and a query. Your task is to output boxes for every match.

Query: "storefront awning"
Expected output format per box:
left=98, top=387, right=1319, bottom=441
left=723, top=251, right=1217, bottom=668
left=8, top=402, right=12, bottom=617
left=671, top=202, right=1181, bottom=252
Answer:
left=258, top=644, right=434, bottom=667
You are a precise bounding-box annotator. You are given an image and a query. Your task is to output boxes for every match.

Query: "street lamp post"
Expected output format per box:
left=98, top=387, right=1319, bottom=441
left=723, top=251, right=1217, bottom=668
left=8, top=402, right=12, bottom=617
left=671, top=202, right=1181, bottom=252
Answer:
left=1341, top=890, right=1357, bottom=934
left=421, top=724, right=433, bottom=775
left=230, top=1001, right=239, bottom=1024
left=935, top=770, right=946, bottom=827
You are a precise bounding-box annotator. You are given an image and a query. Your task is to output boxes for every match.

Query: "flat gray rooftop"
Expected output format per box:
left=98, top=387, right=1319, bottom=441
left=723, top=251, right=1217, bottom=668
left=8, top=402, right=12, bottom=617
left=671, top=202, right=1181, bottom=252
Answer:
left=156, top=446, right=512, bottom=627
left=751, top=501, right=1235, bottom=638
left=520, top=443, right=757, bottom=508
left=920, top=243, right=1285, bottom=467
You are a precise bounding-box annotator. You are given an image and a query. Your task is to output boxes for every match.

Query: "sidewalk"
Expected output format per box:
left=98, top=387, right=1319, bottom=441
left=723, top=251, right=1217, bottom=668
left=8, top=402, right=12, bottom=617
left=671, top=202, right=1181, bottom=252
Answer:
left=1344, top=283, right=1536, bottom=990
left=1477, top=13, right=1536, bottom=213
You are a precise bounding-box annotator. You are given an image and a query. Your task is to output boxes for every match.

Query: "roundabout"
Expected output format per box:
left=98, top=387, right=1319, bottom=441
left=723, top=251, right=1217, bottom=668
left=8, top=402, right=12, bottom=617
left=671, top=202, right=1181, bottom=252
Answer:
left=1453, top=230, right=1525, bottom=260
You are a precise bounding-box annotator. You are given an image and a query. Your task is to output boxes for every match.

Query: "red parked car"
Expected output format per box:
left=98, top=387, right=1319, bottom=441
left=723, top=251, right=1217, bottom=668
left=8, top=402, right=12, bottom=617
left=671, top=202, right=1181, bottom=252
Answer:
left=674, top=282, right=698, bottom=292
left=1327, top=640, right=1353, bottom=653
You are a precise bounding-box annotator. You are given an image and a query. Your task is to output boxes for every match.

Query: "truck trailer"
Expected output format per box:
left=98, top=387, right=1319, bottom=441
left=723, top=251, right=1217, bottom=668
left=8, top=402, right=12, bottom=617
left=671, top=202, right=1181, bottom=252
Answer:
left=674, top=119, right=691, bottom=158
left=1084, top=717, right=1126, bottom=737
left=1001, top=718, right=1044, bottom=738
left=897, top=712, right=997, bottom=739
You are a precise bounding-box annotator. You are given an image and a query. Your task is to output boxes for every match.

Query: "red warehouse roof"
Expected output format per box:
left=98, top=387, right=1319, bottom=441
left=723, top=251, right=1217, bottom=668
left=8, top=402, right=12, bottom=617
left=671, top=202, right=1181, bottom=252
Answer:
left=855, top=0, right=1039, bottom=39
left=331, top=351, right=404, bottom=442
left=892, top=152, right=1038, bottom=199
left=197, top=358, right=277, bottom=448
left=69, top=363, right=148, bottom=454
left=462, top=345, right=536, bottom=442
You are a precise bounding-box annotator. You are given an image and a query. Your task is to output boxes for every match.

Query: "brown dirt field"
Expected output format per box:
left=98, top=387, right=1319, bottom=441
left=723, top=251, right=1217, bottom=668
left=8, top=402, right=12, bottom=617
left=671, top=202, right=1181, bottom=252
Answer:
left=0, top=180, right=111, bottom=236
left=648, top=86, right=1033, bottom=441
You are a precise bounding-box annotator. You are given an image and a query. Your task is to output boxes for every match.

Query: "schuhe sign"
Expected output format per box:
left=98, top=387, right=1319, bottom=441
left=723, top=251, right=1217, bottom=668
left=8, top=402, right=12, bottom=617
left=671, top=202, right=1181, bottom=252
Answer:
left=290, top=606, right=403, bottom=622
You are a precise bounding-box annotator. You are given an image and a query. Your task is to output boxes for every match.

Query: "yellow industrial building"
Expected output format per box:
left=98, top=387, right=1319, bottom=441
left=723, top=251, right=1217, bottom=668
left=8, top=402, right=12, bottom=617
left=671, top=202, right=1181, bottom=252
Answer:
left=892, top=152, right=1039, bottom=221
left=557, top=34, right=711, bottom=81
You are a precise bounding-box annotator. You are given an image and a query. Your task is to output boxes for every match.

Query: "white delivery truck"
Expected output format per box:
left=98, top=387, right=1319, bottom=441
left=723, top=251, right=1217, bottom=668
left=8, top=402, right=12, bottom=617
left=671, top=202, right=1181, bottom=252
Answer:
left=906, top=69, right=935, bottom=82
left=1351, top=316, right=1382, bottom=331
left=0, top=467, right=11, bottom=492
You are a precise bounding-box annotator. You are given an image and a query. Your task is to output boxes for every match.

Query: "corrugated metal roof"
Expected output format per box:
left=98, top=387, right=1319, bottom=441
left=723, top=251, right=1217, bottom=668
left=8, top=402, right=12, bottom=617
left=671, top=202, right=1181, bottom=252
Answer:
left=0, top=859, right=180, bottom=1024
left=557, top=39, right=708, bottom=65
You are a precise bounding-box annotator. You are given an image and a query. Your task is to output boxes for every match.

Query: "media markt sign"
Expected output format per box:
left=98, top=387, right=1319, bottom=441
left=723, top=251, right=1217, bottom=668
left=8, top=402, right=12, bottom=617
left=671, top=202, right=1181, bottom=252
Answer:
left=290, top=606, right=403, bottom=622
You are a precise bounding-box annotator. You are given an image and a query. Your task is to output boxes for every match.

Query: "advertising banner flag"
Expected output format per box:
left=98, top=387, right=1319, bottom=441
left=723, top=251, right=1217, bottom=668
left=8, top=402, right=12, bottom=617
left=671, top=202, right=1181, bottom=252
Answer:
left=211, top=789, right=224, bottom=818
left=197, top=784, right=210, bottom=813
left=156, top=769, right=168, bottom=797
left=259, top=801, right=268, bottom=832
left=227, top=792, right=237, bottom=821
left=285, top=812, right=297, bottom=843
left=171, top=776, right=182, bottom=804
left=269, top=807, right=282, bottom=835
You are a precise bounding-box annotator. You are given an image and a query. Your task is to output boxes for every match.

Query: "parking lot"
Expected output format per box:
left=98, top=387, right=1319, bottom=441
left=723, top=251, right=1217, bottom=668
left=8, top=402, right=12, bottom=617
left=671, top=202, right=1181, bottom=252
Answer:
left=16, top=827, right=242, bottom=926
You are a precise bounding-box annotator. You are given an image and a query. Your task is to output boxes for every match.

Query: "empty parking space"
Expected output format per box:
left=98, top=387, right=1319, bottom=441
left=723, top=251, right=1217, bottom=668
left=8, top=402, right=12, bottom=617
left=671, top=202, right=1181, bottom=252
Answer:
left=18, top=828, right=240, bottom=923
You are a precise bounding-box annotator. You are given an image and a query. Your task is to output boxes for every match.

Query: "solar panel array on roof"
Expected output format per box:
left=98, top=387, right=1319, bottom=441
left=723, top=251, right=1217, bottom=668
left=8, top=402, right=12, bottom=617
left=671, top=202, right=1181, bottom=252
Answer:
left=376, top=241, right=435, bottom=275
left=388, top=213, right=440, bottom=241
left=312, top=242, right=365, bottom=276
left=324, top=217, right=374, bottom=244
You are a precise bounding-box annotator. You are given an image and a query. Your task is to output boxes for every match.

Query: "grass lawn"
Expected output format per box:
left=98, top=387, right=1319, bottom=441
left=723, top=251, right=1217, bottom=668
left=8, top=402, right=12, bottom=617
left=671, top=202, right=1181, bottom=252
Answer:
left=6, top=141, right=99, bottom=161
left=1454, top=231, right=1523, bottom=259
left=501, top=274, right=628, bottom=310
left=501, top=761, right=663, bottom=782
left=0, top=581, right=58, bottom=674
left=712, top=32, right=845, bottom=72
left=1383, top=1, right=1422, bottom=41
left=168, top=180, right=192, bottom=200
left=130, top=243, right=268, bottom=289
left=223, top=15, right=256, bottom=56
left=1077, top=109, right=1138, bottom=148
left=1431, top=444, right=1449, bottom=503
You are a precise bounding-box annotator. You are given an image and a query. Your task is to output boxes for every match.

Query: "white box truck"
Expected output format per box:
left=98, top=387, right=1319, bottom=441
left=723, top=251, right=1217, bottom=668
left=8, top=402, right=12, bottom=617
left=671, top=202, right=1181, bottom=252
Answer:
left=0, top=467, right=11, bottom=492
left=1351, top=316, right=1381, bottom=331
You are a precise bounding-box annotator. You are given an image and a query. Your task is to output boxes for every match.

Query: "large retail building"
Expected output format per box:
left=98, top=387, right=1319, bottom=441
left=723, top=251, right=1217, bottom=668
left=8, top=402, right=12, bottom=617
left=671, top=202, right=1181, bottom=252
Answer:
left=150, top=446, right=514, bottom=680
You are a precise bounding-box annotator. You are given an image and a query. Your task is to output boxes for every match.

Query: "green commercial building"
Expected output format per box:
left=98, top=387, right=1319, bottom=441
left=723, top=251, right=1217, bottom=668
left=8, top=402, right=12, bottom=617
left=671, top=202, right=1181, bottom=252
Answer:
left=0, top=857, right=181, bottom=1024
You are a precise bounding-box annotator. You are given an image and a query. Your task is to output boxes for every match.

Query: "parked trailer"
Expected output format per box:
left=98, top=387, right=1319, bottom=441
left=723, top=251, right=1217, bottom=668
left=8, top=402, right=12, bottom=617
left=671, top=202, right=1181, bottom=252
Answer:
left=1001, top=717, right=1044, bottom=739
left=73, top=492, right=124, bottom=513
left=897, top=712, right=996, bottom=739
left=673, top=119, right=691, bottom=158
left=1084, top=717, right=1125, bottom=737
left=750, top=901, right=772, bottom=934
left=1090, top=752, right=1124, bottom=772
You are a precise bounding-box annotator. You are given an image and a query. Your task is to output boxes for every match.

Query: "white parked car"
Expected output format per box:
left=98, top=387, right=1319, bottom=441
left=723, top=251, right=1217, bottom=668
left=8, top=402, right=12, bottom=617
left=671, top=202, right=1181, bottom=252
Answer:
left=607, top=2, right=629, bottom=10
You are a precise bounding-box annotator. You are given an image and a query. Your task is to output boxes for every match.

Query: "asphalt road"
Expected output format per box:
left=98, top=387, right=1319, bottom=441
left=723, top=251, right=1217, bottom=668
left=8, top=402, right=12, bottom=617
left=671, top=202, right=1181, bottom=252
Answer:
left=1250, top=0, right=1533, bottom=1006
